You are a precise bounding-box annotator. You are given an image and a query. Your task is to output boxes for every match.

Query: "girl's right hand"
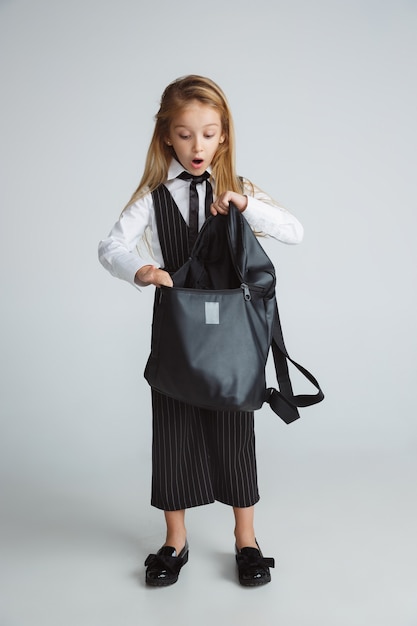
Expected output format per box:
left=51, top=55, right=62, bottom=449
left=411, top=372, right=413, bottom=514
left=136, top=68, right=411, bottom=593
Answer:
left=135, top=265, right=173, bottom=288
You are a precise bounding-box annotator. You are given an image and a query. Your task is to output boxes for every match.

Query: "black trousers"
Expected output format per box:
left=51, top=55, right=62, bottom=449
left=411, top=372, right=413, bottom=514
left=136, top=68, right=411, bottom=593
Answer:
left=151, top=390, right=260, bottom=511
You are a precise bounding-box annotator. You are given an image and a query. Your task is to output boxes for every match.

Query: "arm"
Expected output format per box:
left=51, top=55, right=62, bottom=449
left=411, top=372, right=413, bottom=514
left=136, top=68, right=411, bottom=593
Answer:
left=210, top=179, right=304, bottom=244
left=98, top=193, right=162, bottom=289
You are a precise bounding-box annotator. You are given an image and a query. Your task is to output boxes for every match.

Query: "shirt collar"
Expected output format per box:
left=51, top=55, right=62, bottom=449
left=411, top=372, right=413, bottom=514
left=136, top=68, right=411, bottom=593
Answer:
left=167, top=158, right=212, bottom=181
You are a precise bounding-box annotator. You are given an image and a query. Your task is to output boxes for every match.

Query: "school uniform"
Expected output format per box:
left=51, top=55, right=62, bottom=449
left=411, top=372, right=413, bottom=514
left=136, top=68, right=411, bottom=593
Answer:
left=98, top=159, right=303, bottom=511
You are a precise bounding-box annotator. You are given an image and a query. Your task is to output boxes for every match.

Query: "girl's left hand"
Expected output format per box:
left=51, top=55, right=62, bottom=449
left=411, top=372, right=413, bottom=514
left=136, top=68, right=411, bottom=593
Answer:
left=210, top=191, right=248, bottom=216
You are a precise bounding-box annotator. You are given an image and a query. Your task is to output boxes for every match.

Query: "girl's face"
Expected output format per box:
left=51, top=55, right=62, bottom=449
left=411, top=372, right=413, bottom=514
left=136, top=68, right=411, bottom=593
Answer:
left=166, top=100, right=225, bottom=175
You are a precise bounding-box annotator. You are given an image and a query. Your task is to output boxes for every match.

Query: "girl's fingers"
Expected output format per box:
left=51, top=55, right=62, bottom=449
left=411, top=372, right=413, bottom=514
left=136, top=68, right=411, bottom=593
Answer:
left=210, top=200, right=229, bottom=215
left=135, top=266, right=173, bottom=287
left=155, top=269, right=173, bottom=288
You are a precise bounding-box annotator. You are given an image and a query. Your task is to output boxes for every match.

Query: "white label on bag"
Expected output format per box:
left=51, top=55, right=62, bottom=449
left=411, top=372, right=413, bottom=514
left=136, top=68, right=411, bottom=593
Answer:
left=205, top=302, right=219, bottom=324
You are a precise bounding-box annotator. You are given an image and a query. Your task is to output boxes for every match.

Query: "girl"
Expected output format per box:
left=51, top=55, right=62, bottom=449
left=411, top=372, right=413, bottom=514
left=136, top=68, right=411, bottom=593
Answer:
left=98, top=75, right=303, bottom=587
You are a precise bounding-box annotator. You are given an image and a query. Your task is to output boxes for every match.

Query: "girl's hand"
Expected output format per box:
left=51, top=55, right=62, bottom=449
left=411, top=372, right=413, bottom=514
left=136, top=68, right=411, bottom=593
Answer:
left=210, top=191, right=248, bottom=216
left=135, top=265, right=173, bottom=288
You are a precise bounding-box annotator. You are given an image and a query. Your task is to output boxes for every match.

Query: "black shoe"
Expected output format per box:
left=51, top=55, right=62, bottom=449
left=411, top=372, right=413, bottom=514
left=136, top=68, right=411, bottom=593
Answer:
left=145, top=541, right=189, bottom=587
left=235, top=542, right=275, bottom=587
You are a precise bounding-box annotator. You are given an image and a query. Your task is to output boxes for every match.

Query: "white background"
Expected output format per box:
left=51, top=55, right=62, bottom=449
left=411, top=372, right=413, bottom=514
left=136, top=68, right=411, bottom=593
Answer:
left=1, top=1, right=416, bottom=624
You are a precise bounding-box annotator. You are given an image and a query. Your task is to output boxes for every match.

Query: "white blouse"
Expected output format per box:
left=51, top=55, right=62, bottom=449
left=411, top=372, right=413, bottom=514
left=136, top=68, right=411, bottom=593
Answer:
left=98, top=159, right=304, bottom=289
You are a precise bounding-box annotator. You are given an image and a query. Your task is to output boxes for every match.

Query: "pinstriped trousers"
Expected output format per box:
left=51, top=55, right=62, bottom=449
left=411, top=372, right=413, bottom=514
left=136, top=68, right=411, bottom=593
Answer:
left=151, top=389, right=260, bottom=511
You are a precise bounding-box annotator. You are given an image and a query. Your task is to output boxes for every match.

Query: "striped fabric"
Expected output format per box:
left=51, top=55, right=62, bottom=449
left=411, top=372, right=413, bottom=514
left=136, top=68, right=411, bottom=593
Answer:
left=152, top=185, right=190, bottom=274
left=149, top=184, right=260, bottom=511
left=151, top=390, right=259, bottom=510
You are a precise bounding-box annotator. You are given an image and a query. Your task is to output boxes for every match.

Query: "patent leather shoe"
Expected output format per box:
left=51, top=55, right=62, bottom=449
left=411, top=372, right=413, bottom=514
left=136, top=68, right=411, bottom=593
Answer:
left=235, top=542, right=275, bottom=586
left=145, top=541, right=189, bottom=586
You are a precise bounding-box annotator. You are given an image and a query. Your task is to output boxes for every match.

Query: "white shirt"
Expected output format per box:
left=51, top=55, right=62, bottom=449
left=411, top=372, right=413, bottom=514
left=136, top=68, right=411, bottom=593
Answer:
left=98, top=159, right=304, bottom=289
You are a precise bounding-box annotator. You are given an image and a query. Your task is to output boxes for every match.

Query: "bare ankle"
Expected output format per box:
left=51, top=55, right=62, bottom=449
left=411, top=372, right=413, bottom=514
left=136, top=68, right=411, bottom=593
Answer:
left=164, top=510, right=186, bottom=553
left=234, top=528, right=257, bottom=551
left=164, top=531, right=187, bottom=555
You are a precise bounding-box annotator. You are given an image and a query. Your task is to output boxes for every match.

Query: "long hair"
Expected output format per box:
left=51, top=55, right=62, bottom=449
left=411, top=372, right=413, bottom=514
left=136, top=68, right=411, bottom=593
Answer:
left=124, top=75, right=242, bottom=209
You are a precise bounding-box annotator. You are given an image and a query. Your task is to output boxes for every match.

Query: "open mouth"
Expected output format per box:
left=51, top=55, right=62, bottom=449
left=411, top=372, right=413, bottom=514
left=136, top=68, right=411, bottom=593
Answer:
left=192, top=159, right=203, bottom=166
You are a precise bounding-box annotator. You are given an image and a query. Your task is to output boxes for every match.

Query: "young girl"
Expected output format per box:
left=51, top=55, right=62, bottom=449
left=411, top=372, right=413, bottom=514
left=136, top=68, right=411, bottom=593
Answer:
left=98, top=75, right=303, bottom=587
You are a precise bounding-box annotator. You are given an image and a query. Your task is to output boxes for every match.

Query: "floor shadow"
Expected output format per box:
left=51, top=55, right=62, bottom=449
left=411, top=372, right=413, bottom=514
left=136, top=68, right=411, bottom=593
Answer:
left=212, top=549, right=238, bottom=583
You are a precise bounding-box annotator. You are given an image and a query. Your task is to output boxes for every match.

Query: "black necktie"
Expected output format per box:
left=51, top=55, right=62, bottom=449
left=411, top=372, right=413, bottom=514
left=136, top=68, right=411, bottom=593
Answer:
left=177, top=171, right=213, bottom=250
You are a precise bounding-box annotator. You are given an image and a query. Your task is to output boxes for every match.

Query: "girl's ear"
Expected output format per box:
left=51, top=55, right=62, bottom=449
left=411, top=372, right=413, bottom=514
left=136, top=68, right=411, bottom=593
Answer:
left=219, top=134, right=225, bottom=144
left=166, top=139, right=172, bottom=146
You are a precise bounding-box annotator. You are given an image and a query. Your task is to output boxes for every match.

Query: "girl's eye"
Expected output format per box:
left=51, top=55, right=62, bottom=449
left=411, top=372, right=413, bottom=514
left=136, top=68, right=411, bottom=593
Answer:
left=179, top=135, right=191, bottom=140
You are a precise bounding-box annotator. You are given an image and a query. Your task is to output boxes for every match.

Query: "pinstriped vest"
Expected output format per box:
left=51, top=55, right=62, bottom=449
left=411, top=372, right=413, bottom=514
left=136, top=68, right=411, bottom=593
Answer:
left=152, top=184, right=211, bottom=274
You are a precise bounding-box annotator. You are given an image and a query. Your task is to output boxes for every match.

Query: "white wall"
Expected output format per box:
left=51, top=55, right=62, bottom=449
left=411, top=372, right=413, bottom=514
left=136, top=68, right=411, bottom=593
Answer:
left=1, top=0, right=416, bottom=499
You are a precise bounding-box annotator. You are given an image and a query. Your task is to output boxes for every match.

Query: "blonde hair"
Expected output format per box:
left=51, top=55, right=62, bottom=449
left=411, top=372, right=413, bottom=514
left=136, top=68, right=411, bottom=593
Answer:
left=124, top=75, right=242, bottom=209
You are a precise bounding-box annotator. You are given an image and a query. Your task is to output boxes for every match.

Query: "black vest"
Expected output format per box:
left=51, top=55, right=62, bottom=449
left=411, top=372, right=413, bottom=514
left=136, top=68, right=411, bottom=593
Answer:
left=151, top=184, right=211, bottom=274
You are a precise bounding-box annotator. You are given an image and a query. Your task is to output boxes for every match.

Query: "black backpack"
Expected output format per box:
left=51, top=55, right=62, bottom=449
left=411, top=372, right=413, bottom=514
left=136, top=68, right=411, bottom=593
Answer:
left=144, top=203, right=324, bottom=423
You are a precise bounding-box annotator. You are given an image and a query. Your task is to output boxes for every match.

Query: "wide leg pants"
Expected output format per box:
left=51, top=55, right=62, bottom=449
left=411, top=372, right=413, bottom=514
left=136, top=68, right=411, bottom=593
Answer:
left=151, top=390, right=260, bottom=511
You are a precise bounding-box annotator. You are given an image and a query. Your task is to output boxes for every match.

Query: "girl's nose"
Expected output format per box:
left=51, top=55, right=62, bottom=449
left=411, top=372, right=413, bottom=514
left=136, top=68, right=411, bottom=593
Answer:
left=192, top=138, right=203, bottom=152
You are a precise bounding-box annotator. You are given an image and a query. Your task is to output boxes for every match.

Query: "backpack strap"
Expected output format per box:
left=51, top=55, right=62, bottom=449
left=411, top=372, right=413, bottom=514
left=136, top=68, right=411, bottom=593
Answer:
left=265, top=304, right=325, bottom=424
